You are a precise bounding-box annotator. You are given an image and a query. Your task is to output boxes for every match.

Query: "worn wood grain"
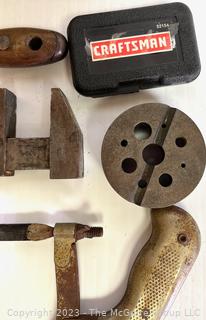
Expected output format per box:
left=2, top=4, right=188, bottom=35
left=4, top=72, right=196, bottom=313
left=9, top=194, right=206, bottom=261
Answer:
left=0, top=28, right=68, bottom=67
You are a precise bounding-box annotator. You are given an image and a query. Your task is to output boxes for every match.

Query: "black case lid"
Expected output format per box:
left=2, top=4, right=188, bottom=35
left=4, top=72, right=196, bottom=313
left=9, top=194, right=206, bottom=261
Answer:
left=68, top=2, right=201, bottom=98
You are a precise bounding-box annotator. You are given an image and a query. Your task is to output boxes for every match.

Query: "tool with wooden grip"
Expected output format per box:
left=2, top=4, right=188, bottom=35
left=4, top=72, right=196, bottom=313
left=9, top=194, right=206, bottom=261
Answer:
left=0, top=206, right=200, bottom=320
left=0, top=28, right=68, bottom=67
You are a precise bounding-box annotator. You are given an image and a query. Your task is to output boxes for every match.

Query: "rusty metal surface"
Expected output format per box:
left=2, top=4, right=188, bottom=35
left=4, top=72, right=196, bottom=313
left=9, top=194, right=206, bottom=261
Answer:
left=0, top=88, right=16, bottom=176
left=0, top=88, right=84, bottom=179
left=0, top=214, right=199, bottom=320
left=0, top=224, right=32, bottom=241
left=50, top=89, right=84, bottom=179
left=54, top=224, right=103, bottom=319
left=6, top=138, right=50, bottom=170
left=96, top=206, right=200, bottom=320
left=0, top=224, right=53, bottom=241
left=75, top=224, right=103, bottom=241
left=51, top=207, right=199, bottom=320
left=0, top=222, right=103, bottom=319
left=0, top=28, right=68, bottom=67
left=102, top=103, right=206, bottom=208
left=27, top=224, right=54, bottom=241
left=54, top=224, right=80, bottom=317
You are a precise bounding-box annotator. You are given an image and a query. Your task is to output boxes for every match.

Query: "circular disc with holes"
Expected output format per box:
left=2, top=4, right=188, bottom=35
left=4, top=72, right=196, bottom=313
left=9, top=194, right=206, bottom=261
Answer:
left=101, top=103, right=206, bottom=208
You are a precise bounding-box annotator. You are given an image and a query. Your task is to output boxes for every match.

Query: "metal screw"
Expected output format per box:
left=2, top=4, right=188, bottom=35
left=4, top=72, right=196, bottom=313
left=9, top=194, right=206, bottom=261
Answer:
left=178, top=233, right=189, bottom=246
left=85, top=227, right=103, bottom=238
left=76, top=225, right=103, bottom=241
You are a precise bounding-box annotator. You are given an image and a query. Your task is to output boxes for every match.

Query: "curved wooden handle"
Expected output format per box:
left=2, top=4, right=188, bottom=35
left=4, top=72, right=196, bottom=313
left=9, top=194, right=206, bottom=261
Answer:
left=105, top=206, right=200, bottom=320
left=0, top=28, right=68, bottom=67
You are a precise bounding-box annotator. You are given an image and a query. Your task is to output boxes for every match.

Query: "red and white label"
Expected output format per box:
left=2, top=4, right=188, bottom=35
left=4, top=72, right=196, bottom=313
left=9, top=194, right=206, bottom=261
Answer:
left=90, top=32, right=173, bottom=62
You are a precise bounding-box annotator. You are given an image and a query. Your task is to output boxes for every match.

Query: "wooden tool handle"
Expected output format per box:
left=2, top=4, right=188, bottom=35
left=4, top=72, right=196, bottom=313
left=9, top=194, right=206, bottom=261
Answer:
left=105, top=206, right=200, bottom=320
left=0, top=28, right=68, bottom=67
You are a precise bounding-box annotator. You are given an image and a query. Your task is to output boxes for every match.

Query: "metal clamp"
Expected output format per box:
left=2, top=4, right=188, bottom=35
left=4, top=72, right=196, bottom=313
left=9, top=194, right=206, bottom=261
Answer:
left=0, top=88, right=84, bottom=179
left=0, top=222, right=103, bottom=319
left=0, top=207, right=200, bottom=320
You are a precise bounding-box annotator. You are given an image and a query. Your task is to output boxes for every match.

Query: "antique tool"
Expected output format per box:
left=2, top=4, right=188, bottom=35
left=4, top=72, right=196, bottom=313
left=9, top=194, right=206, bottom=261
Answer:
left=0, top=223, right=103, bottom=318
left=102, top=103, right=206, bottom=208
left=0, top=206, right=200, bottom=320
left=104, top=206, right=200, bottom=320
left=0, top=88, right=84, bottom=179
left=68, top=2, right=200, bottom=97
left=0, top=28, right=68, bottom=67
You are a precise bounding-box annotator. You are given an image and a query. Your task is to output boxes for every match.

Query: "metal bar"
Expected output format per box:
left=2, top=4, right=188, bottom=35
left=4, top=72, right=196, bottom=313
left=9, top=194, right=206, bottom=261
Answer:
left=50, top=88, right=84, bottom=179
left=0, top=88, right=16, bottom=176
left=0, top=224, right=53, bottom=241
left=6, top=138, right=50, bottom=170
left=54, top=224, right=80, bottom=318
left=0, top=222, right=103, bottom=320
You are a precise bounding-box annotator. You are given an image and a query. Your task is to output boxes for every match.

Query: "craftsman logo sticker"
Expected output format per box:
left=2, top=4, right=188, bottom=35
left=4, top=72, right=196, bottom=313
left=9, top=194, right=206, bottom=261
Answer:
left=90, top=32, right=173, bottom=61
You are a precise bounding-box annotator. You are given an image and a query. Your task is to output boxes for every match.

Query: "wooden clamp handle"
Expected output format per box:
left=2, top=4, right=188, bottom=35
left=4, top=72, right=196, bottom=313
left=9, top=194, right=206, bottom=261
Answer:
left=0, top=28, right=68, bottom=67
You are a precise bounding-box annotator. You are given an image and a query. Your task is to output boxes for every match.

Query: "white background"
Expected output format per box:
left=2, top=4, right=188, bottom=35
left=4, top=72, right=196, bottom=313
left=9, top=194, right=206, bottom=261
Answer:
left=0, top=0, right=205, bottom=319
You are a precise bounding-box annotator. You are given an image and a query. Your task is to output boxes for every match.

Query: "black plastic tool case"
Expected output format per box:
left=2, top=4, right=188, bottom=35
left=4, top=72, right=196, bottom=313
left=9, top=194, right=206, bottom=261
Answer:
left=68, top=2, right=201, bottom=98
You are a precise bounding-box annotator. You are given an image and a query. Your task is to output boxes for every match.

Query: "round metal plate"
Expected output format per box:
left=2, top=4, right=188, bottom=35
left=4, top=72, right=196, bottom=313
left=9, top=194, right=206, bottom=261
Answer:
left=101, top=103, right=206, bottom=208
